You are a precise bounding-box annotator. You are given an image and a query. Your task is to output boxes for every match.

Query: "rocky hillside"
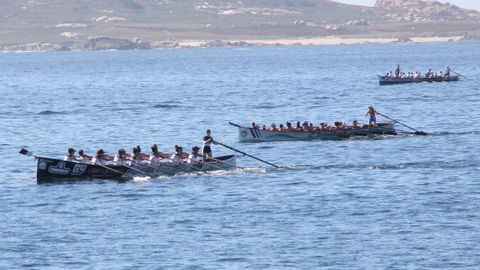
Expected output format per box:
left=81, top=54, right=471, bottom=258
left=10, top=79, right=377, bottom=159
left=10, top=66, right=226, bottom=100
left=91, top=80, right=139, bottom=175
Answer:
left=0, top=0, right=479, bottom=51
left=375, top=0, right=480, bottom=22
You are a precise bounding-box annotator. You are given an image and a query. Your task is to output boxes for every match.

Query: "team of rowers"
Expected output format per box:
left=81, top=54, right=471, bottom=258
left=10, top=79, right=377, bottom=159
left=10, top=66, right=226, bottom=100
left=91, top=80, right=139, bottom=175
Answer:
left=384, top=65, right=452, bottom=78
left=63, top=130, right=219, bottom=166
left=251, top=106, right=378, bottom=132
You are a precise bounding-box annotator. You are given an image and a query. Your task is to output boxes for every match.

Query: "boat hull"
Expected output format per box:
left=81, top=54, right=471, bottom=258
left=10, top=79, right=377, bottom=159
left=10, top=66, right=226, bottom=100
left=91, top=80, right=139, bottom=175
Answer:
left=234, top=122, right=396, bottom=143
left=379, top=75, right=459, bottom=85
left=36, top=157, right=128, bottom=183
left=35, top=155, right=236, bottom=183
left=125, top=155, right=237, bottom=177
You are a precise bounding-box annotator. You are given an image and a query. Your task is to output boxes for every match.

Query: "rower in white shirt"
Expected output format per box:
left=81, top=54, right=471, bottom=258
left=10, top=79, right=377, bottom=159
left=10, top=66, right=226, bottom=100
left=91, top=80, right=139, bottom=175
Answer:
left=113, top=148, right=129, bottom=166
left=130, top=147, right=143, bottom=165
left=64, top=148, right=80, bottom=162
left=91, top=149, right=113, bottom=165
left=187, top=146, right=201, bottom=164
left=170, top=145, right=185, bottom=164
left=77, top=149, right=92, bottom=163
left=149, top=144, right=169, bottom=165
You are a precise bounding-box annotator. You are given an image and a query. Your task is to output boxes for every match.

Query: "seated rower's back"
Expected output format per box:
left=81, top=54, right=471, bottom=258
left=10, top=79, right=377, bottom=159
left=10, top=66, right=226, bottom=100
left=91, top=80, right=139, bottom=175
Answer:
left=91, top=149, right=113, bottom=165
left=188, top=146, right=201, bottom=164
left=77, top=149, right=92, bottom=162
left=114, top=148, right=129, bottom=166
left=64, top=148, right=79, bottom=162
left=171, top=145, right=184, bottom=164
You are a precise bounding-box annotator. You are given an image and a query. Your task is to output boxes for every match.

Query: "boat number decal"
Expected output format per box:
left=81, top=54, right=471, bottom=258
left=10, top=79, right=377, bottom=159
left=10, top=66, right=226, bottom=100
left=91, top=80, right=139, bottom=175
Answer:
left=48, top=161, right=71, bottom=175
left=241, top=130, right=248, bottom=137
left=71, top=164, right=88, bottom=176
left=38, top=160, right=47, bottom=170
left=249, top=128, right=262, bottom=139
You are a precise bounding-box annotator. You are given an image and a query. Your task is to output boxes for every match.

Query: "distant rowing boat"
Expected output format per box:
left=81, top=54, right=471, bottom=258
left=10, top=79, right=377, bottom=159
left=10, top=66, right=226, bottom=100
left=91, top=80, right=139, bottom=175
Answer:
left=378, top=75, right=459, bottom=85
left=229, top=122, right=397, bottom=143
left=35, top=155, right=236, bottom=183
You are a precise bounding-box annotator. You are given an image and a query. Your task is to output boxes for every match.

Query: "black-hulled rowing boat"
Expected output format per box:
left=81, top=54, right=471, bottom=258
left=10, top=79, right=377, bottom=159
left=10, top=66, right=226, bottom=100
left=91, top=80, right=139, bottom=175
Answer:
left=32, top=155, right=237, bottom=183
left=378, top=75, right=459, bottom=85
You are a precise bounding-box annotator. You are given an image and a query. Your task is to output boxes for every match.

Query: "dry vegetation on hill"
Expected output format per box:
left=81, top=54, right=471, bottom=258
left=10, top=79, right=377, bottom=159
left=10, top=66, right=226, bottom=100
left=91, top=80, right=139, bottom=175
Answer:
left=0, top=0, right=479, bottom=51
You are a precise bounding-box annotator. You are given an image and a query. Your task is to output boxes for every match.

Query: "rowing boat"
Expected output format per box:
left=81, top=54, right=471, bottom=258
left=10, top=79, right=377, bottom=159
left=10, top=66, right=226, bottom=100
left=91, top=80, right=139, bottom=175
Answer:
left=378, top=75, right=459, bottom=85
left=35, top=155, right=236, bottom=183
left=230, top=122, right=397, bottom=143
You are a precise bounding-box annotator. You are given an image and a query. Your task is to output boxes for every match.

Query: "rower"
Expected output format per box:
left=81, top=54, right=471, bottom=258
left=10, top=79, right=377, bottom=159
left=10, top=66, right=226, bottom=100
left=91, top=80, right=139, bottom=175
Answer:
left=171, top=145, right=184, bottom=164
left=365, top=106, right=377, bottom=127
left=445, top=66, right=451, bottom=77
left=426, top=68, right=432, bottom=78
left=135, top=145, right=150, bottom=160
left=64, top=148, right=80, bottom=162
left=395, top=65, right=400, bottom=77
left=202, top=129, right=217, bottom=162
left=352, top=120, right=360, bottom=129
left=130, top=147, right=144, bottom=165
left=77, top=149, right=92, bottom=162
left=187, top=146, right=201, bottom=164
left=149, top=144, right=168, bottom=164
left=91, top=149, right=113, bottom=165
left=113, top=148, right=129, bottom=166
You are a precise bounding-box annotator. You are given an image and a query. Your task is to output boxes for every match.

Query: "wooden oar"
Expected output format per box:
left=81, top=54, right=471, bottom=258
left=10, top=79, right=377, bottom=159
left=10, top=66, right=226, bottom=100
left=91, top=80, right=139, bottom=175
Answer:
left=120, top=162, right=155, bottom=177
left=95, top=163, right=131, bottom=176
left=216, top=142, right=280, bottom=168
left=375, top=112, right=427, bottom=136
left=19, top=148, right=36, bottom=157
left=450, top=69, right=468, bottom=79
left=205, top=156, right=245, bottom=170
left=147, top=159, right=180, bottom=176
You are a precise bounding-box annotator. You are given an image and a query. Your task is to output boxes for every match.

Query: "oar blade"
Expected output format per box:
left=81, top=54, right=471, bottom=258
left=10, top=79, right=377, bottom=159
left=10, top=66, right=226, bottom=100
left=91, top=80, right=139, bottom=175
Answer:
left=19, top=148, right=32, bottom=156
left=415, top=131, right=428, bottom=136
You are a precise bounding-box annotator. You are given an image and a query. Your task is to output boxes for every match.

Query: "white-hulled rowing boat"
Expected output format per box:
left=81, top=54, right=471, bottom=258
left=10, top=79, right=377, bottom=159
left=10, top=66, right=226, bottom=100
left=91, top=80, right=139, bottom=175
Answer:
left=230, top=122, right=397, bottom=143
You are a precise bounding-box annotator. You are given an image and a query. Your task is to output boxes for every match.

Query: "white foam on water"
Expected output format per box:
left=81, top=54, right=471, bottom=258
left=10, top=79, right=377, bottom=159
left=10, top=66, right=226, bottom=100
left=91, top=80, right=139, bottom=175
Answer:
left=132, top=176, right=151, bottom=182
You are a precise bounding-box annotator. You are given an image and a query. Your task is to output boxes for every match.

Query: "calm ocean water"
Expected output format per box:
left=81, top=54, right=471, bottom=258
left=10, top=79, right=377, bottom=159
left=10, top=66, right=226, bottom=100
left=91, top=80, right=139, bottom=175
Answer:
left=1, top=42, right=480, bottom=269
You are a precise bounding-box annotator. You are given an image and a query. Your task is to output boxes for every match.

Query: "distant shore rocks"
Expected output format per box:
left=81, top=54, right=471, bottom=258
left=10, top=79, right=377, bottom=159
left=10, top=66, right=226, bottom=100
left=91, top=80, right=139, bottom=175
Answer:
left=0, top=42, right=69, bottom=52
left=202, top=40, right=254, bottom=47
left=0, top=37, right=154, bottom=52
left=394, top=37, right=413, bottom=43
left=460, top=33, right=480, bottom=41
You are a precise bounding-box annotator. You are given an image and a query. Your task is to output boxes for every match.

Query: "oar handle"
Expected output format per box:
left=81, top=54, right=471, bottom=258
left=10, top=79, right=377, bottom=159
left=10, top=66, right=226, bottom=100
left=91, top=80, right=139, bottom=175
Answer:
left=451, top=70, right=468, bottom=79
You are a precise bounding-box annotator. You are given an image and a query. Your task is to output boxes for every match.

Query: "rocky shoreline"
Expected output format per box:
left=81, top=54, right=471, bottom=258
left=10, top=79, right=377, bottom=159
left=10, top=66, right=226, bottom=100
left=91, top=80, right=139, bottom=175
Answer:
left=1, top=34, right=478, bottom=53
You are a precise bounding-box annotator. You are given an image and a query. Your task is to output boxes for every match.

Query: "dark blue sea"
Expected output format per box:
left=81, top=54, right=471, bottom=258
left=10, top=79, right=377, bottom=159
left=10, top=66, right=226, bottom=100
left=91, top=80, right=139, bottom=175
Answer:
left=1, top=42, right=480, bottom=269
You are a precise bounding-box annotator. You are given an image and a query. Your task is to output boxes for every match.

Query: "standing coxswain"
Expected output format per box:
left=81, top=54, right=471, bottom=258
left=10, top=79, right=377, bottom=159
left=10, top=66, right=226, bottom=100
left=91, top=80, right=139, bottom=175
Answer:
left=365, top=106, right=377, bottom=127
left=445, top=66, right=451, bottom=77
left=202, top=129, right=219, bottom=162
